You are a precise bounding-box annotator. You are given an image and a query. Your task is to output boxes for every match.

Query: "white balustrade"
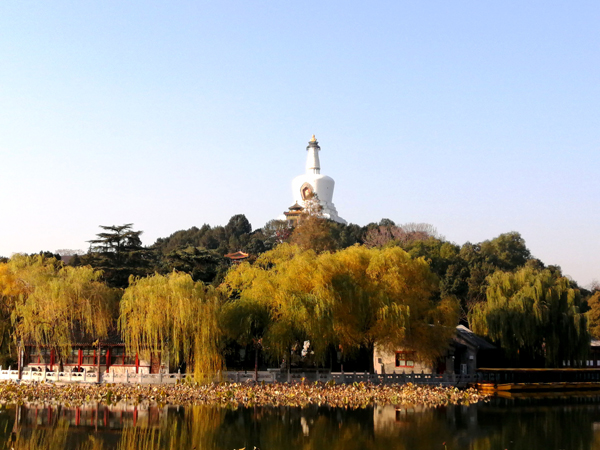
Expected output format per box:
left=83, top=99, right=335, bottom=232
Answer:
left=0, top=366, right=475, bottom=387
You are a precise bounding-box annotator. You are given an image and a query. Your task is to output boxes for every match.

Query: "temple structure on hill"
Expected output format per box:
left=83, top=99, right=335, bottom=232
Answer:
left=224, top=251, right=249, bottom=263
left=279, top=136, right=346, bottom=225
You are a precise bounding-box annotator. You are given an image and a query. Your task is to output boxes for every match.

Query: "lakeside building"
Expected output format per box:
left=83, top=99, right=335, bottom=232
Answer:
left=19, top=331, right=168, bottom=378
left=279, top=136, right=346, bottom=225
left=374, top=325, right=496, bottom=376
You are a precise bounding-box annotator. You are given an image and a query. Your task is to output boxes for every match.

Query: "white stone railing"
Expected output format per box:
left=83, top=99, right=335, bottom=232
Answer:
left=0, top=367, right=477, bottom=386
left=330, top=371, right=477, bottom=386
left=100, top=371, right=182, bottom=384
left=221, top=370, right=477, bottom=386
left=0, top=368, right=185, bottom=385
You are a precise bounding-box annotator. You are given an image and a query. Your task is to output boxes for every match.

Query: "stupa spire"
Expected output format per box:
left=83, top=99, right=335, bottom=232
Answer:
left=306, top=135, right=321, bottom=174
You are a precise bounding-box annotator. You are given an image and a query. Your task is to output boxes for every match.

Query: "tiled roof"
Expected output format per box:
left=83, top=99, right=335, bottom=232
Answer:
left=224, top=251, right=249, bottom=260
left=455, top=325, right=496, bottom=350
left=23, top=327, right=125, bottom=347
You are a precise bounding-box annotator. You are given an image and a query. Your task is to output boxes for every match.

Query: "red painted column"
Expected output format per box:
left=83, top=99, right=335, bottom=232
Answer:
left=17, top=345, right=23, bottom=380
left=106, top=348, right=111, bottom=373
left=78, top=349, right=82, bottom=369
left=135, top=353, right=139, bottom=374
left=50, top=349, right=54, bottom=371
left=96, top=346, right=101, bottom=383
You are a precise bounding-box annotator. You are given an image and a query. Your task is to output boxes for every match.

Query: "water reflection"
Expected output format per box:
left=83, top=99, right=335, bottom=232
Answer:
left=2, top=393, right=600, bottom=449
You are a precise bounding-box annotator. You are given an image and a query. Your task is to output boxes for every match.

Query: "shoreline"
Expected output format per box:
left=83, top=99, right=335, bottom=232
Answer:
left=0, top=381, right=489, bottom=408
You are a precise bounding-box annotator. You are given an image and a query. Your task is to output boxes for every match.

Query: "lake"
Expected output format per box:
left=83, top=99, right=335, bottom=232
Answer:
left=2, top=392, right=600, bottom=449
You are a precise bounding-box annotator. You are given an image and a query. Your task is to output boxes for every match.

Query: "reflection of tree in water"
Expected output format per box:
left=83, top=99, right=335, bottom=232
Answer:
left=209, top=400, right=600, bottom=450
left=5, top=396, right=600, bottom=449
left=2, top=420, right=103, bottom=450
left=465, top=396, right=600, bottom=450
left=4, top=420, right=69, bottom=450
left=213, top=406, right=375, bottom=450
left=212, top=405, right=461, bottom=450
left=160, top=406, right=225, bottom=449
left=111, top=406, right=225, bottom=450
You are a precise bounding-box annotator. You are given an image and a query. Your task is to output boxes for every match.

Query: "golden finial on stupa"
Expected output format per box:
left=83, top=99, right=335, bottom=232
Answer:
left=310, top=134, right=316, bottom=142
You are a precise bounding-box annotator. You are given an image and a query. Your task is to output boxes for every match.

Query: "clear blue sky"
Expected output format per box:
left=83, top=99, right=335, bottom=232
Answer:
left=0, top=1, right=598, bottom=287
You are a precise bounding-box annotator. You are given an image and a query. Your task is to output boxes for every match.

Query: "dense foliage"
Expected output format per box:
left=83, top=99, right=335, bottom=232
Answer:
left=0, top=255, right=117, bottom=363
left=79, top=224, right=153, bottom=288
left=222, top=244, right=459, bottom=372
left=119, top=272, right=223, bottom=382
left=586, top=290, right=600, bottom=339
left=470, top=267, right=589, bottom=367
left=0, top=213, right=595, bottom=376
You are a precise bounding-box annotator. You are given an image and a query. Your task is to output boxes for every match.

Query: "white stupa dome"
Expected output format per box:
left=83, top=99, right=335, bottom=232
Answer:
left=279, top=136, right=346, bottom=224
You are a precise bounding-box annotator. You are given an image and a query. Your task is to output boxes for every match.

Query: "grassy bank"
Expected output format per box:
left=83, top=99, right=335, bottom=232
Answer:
left=0, top=381, right=489, bottom=408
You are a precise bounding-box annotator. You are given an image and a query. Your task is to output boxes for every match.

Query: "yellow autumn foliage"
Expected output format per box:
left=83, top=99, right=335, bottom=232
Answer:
left=223, top=244, right=458, bottom=367
left=0, top=254, right=117, bottom=361
left=119, top=271, right=223, bottom=382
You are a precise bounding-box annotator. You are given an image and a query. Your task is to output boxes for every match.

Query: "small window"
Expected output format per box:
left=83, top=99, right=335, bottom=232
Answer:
left=395, top=351, right=416, bottom=368
left=27, top=347, right=40, bottom=364
left=66, top=348, right=79, bottom=365
left=40, top=348, right=51, bottom=364
left=99, top=348, right=107, bottom=365
left=111, top=347, right=124, bottom=366
left=82, top=348, right=95, bottom=365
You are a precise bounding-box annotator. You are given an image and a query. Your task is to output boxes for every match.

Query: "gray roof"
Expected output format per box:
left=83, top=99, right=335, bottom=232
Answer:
left=454, top=325, right=496, bottom=350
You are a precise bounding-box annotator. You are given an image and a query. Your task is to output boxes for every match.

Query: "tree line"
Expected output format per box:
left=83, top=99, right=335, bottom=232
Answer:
left=0, top=213, right=597, bottom=376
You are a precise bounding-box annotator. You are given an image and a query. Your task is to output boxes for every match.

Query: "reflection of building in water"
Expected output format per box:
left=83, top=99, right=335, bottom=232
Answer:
left=373, top=405, right=428, bottom=433
left=373, top=404, right=481, bottom=441
left=15, top=402, right=168, bottom=430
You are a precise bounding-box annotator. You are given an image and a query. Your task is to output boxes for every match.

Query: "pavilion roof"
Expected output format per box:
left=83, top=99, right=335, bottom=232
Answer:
left=224, top=251, right=250, bottom=260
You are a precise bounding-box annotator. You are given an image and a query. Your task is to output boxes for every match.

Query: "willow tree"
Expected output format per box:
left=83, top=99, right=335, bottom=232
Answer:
left=1, top=254, right=117, bottom=363
left=324, top=246, right=458, bottom=370
left=119, top=271, right=223, bottom=381
left=223, top=244, right=458, bottom=373
left=221, top=244, right=321, bottom=367
left=587, top=291, right=600, bottom=339
left=220, top=295, right=271, bottom=380
left=470, top=267, right=589, bottom=367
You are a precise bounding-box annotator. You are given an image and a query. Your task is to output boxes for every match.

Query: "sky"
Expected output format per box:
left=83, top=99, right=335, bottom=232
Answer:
left=0, top=1, right=598, bottom=287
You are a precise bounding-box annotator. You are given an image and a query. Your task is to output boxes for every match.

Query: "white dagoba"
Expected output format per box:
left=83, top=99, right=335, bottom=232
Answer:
left=279, top=136, right=346, bottom=224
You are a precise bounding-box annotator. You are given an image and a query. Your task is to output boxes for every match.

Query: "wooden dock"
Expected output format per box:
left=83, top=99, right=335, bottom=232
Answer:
left=476, top=368, right=600, bottom=392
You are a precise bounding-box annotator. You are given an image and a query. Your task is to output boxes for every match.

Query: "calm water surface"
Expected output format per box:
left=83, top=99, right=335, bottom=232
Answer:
left=2, top=393, right=600, bottom=449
